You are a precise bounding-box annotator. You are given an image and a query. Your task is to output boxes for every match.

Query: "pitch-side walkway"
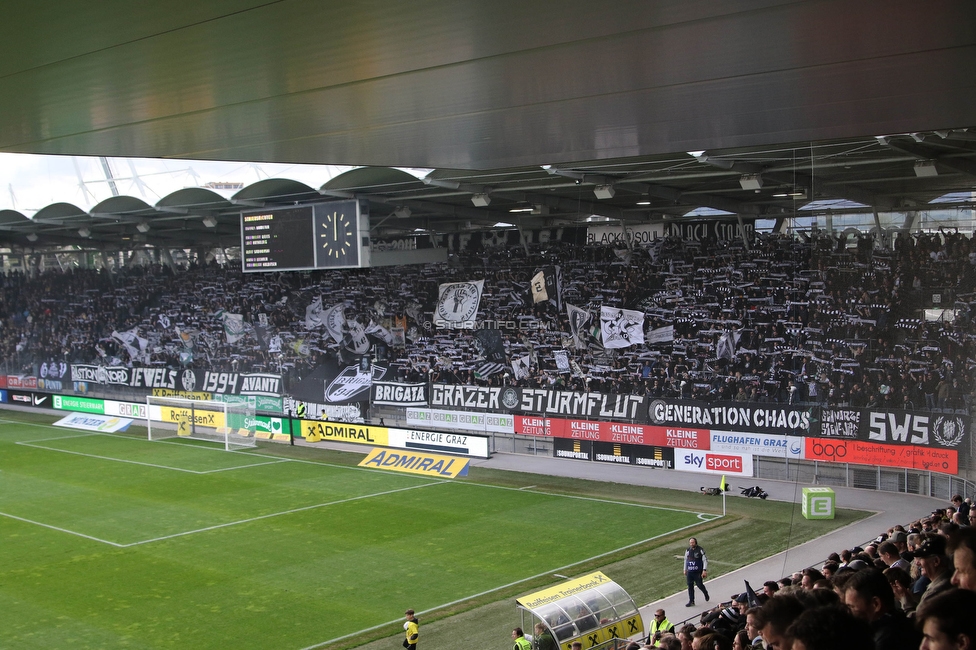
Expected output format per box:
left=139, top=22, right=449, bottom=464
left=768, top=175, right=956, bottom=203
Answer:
left=302, top=438, right=944, bottom=627
left=468, top=451, right=944, bottom=628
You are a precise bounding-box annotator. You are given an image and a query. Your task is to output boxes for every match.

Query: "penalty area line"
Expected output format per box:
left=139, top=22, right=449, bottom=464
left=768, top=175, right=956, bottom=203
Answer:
left=299, top=517, right=712, bottom=650
left=0, top=510, right=124, bottom=548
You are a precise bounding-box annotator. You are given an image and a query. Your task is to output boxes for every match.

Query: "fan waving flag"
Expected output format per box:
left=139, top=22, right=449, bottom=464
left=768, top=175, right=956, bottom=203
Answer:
left=600, top=306, right=645, bottom=349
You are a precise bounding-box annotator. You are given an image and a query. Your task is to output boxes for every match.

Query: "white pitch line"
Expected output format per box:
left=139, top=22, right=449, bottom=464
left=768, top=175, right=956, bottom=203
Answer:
left=7, top=431, right=100, bottom=443
left=0, top=510, right=124, bottom=548
left=15, top=439, right=288, bottom=475
left=519, top=485, right=537, bottom=490
left=16, top=441, right=207, bottom=474
left=197, top=459, right=291, bottom=473
left=120, top=479, right=448, bottom=547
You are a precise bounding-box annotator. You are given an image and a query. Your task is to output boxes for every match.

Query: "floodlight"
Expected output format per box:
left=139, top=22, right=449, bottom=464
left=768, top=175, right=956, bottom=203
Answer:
left=471, top=193, right=491, bottom=207
left=593, top=184, right=615, bottom=200
left=739, top=174, right=763, bottom=190
left=914, top=161, right=938, bottom=177
left=78, top=227, right=91, bottom=238
left=394, top=206, right=412, bottom=218
left=136, top=221, right=151, bottom=233
left=26, top=233, right=38, bottom=242
left=202, top=216, right=218, bottom=228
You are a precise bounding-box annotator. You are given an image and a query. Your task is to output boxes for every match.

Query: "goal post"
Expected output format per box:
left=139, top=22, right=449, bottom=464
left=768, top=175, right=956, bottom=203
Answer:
left=145, top=395, right=258, bottom=451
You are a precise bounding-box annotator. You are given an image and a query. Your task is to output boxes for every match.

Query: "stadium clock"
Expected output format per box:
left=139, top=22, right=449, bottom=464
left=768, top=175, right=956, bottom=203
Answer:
left=314, top=201, right=361, bottom=268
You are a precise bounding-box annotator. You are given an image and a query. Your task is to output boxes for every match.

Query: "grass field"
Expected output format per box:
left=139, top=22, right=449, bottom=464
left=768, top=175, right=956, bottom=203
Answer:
left=0, top=411, right=726, bottom=649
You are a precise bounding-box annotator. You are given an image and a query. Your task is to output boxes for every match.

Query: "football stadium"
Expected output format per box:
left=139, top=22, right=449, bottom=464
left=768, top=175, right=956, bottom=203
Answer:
left=2, top=3, right=976, bottom=649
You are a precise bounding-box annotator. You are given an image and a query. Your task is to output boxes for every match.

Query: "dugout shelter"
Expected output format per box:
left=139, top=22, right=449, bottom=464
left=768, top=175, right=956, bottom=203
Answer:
left=517, top=571, right=643, bottom=650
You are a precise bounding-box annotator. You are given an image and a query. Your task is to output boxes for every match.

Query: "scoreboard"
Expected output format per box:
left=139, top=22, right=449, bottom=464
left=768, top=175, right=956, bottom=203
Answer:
left=241, top=200, right=370, bottom=272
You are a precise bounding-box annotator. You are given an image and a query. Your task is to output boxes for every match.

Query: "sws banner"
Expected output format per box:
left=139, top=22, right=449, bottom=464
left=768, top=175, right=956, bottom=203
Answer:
left=70, top=365, right=282, bottom=396
left=816, top=407, right=967, bottom=449
left=644, top=399, right=812, bottom=435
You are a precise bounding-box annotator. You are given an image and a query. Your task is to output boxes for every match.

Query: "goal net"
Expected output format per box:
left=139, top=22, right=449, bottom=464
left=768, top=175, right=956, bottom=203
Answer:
left=146, top=396, right=258, bottom=451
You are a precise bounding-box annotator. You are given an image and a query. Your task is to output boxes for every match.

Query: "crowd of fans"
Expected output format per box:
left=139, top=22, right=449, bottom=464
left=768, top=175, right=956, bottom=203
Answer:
left=1, top=227, right=975, bottom=412
left=625, top=494, right=976, bottom=650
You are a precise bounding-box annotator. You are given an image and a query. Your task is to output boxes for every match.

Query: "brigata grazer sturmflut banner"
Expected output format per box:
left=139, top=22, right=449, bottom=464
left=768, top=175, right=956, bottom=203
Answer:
left=69, top=365, right=282, bottom=396
left=429, top=384, right=647, bottom=420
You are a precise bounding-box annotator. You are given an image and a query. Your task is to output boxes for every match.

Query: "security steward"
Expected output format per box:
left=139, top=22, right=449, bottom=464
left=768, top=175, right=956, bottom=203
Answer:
left=403, top=609, right=419, bottom=649
left=647, top=609, right=675, bottom=646
left=684, top=537, right=710, bottom=607
left=512, top=627, right=532, bottom=650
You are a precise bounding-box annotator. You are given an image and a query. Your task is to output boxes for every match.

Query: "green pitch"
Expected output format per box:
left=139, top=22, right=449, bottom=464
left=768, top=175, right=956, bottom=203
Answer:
left=0, top=412, right=715, bottom=649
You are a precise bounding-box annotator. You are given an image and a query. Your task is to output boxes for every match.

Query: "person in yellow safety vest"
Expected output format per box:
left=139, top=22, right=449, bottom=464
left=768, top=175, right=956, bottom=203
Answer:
left=646, top=609, right=675, bottom=647
left=512, top=627, right=532, bottom=650
left=403, top=609, right=419, bottom=649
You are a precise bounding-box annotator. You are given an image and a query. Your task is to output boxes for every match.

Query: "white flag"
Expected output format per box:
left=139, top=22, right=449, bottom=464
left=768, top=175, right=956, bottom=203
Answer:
left=554, top=350, right=571, bottom=373
left=304, top=297, right=324, bottom=329
left=221, top=313, right=246, bottom=344
left=323, top=304, right=346, bottom=343
left=435, top=280, right=484, bottom=324
left=646, top=325, right=674, bottom=345
left=600, top=306, right=645, bottom=349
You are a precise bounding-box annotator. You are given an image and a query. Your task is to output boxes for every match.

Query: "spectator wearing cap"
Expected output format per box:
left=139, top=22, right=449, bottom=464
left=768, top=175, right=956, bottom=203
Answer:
left=916, top=588, right=976, bottom=650
left=843, top=568, right=920, bottom=650
left=912, top=535, right=954, bottom=609
left=949, top=527, right=976, bottom=592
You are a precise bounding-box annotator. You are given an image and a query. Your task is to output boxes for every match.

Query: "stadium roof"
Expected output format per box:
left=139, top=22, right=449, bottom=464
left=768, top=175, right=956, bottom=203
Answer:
left=0, top=2, right=975, bottom=251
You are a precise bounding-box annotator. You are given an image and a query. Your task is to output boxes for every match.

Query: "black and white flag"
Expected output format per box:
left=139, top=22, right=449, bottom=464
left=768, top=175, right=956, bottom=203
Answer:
left=600, top=306, right=645, bottom=349
left=324, top=304, right=346, bottom=343
left=435, top=280, right=484, bottom=324
left=530, top=266, right=562, bottom=309
left=554, top=350, right=571, bottom=373
left=646, top=325, right=674, bottom=345
left=304, top=297, right=324, bottom=329
left=566, top=304, right=593, bottom=349
left=511, top=354, right=531, bottom=381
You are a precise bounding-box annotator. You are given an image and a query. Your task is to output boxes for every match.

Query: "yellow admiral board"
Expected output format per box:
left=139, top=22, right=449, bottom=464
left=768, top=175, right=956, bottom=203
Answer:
left=358, top=448, right=470, bottom=478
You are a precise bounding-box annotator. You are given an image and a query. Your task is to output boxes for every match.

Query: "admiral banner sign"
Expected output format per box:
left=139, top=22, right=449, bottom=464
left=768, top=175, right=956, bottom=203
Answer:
left=371, top=381, right=428, bottom=406
left=645, top=399, right=811, bottom=435
left=69, top=365, right=282, bottom=396
left=816, top=407, right=967, bottom=449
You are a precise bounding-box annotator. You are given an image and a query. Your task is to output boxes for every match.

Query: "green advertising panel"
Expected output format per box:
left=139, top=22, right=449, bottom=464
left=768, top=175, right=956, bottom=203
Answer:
left=212, top=394, right=283, bottom=414
left=801, top=487, right=835, bottom=520
left=53, top=395, right=105, bottom=414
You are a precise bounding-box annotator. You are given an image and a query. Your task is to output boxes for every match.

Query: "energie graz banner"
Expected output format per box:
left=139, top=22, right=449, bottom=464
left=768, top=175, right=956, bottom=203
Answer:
left=70, top=365, right=282, bottom=396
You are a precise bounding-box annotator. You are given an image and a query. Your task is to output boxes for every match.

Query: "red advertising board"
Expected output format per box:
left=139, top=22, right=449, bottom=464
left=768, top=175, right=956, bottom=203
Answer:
left=804, top=438, right=957, bottom=474
left=6, top=375, right=38, bottom=389
left=0, top=375, right=6, bottom=389
left=514, top=416, right=709, bottom=449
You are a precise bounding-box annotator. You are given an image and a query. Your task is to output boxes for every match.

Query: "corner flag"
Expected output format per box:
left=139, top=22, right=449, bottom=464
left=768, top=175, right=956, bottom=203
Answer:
left=720, top=475, right=728, bottom=492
